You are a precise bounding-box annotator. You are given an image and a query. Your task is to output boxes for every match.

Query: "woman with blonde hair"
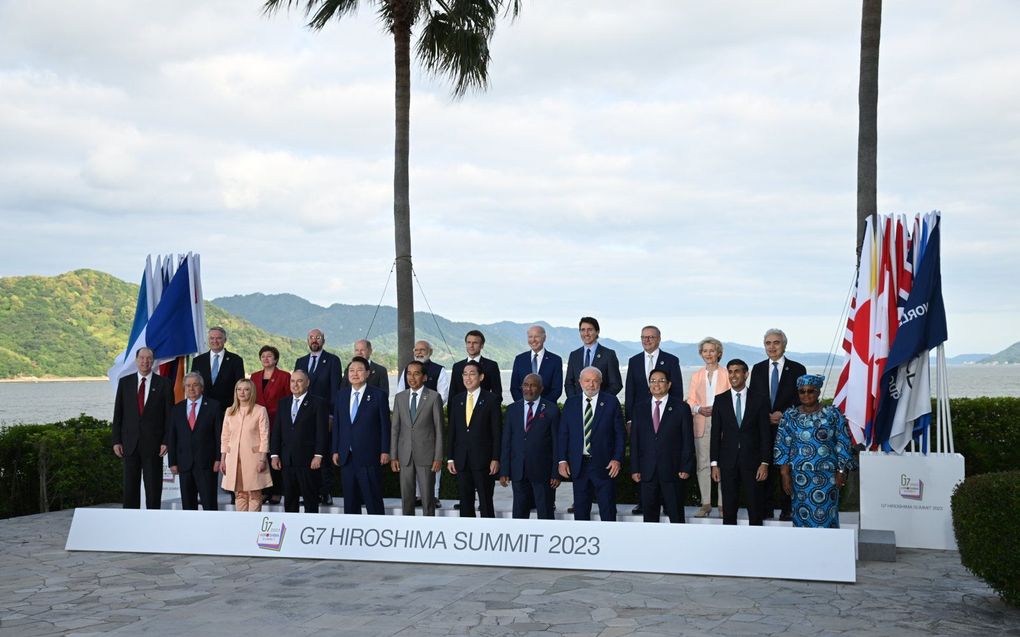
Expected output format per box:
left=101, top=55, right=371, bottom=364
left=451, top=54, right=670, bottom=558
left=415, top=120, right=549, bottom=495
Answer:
left=686, top=336, right=731, bottom=518
left=220, top=378, right=272, bottom=511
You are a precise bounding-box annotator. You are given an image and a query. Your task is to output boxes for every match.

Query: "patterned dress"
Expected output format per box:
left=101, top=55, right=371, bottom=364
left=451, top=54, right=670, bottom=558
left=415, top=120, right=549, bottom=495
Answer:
left=773, top=405, right=854, bottom=528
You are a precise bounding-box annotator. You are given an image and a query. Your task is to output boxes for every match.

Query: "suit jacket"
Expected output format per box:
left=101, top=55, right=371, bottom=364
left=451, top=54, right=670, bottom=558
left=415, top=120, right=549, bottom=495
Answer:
left=112, top=373, right=174, bottom=456
left=564, top=343, right=623, bottom=398
left=629, top=396, right=695, bottom=482
left=624, top=350, right=684, bottom=421
left=167, top=397, right=222, bottom=472
left=295, top=350, right=342, bottom=410
left=509, top=350, right=564, bottom=403
left=191, top=349, right=246, bottom=410
left=449, top=357, right=503, bottom=403
left=341, top=360, right=390, bottom=395
left=390, top=387, right=444, bottom=467
left=749, top=357, right=807, bottom=414
left=447, top=389, right=502, bottom=471
left=271, top=394, right=329, bottom=468
left=332, top=385, right=391, bottom=467
left=252, top=369, right=291, bottom=426
left=500, top=398, right=560, bottom=483
left=558, top=391, right=625, bottom=473
left=686, top=366, right=732, bottom=438
left=710, top=389, right=772, bottom=470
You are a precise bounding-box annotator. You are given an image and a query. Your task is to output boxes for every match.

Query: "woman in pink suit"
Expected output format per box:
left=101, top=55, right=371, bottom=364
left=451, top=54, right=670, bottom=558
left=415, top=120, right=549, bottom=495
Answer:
left=252, top=345, right=291, bottom=505
left=220, top=378, right=272, bottom=511
left=686, top=337, right=731, bottom=518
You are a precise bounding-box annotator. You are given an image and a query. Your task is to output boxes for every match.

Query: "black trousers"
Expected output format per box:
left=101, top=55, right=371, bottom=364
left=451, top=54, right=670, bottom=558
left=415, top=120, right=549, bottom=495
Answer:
left=640, top=477, right=687, bottom=523
left=179, top=467, right=219, bottom=511
left=512, top=478, right=555, bottom=519
left=457, top=467, right=495, bottom=518
left=721, top=463, right=763, bottom=525
left=122, top=449, right=163, bottom=510
left=282, top=464, right=321, bottom=513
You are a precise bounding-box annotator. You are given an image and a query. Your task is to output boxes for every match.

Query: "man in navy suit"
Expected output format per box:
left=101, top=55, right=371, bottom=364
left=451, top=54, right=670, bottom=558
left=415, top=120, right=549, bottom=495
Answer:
left=749, top=328, right=806, bottom=521
left=449, top=330, right=503, bottom=402
left=294, top=328, right=342, bottom=505
left=510, top=325, right=563, bottom=403
left=167, top=372, right=222, bottom=511
left=340, top=339, right=390, bottom=395
left=447, top=361, right=502, bottom=517
left=331, top=357, right=391, bottom=515
left=271, top=370, right=329, bottom=513
left=564, top=317, right=623, bottom=399
left=190, top=326, right=245, bottom=414
left=558, top=366, right=625, bottom=521
left=500, top=373, right=561, bottom=519
left=624, top=326, right=684, bottom=426
left=629, top=369, right=695, bottom=523
left=711, top=359, right=771, bottom=526
left=112, top=347, right=174, bottom=509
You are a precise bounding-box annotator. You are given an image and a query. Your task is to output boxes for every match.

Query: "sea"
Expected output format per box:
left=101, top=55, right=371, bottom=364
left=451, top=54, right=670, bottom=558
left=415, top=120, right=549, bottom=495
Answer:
left=2, top=365, right=1018, bottom=427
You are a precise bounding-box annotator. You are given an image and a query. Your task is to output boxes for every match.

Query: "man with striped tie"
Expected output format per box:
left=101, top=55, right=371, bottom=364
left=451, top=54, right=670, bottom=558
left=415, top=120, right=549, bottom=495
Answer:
left=558, top=367, right=625, bottom=521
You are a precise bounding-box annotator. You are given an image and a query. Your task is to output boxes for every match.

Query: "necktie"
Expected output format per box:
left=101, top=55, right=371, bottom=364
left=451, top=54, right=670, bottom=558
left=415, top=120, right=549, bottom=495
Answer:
left=653, top=400, right=661, bottom=433
left=525, top=401, right=535, bottom=432
left=466, top=392, right=475, bottom=428
left=188, top=401, right=197, bottom=430
left=309, top=355, right=318, bottom=375
left=211, top=353, right=221, bottom=384
left=646, top=354, right=654, bottom=383
left=291, top=398, right=300, bottom=421
left=583, top=397, right=593, bottom=454
left=351, top=391, right=360, bottom=421
left=584, top=348, right=592, bottom=368
left=532, top=353, right=539, bottom=374
left=735, top=391, right=743, bottom=427
left=137, top=377, right=146, bottom=415
left=410, top=392, right=418, bottom=421
left=770, top=362, right=779, bottom=409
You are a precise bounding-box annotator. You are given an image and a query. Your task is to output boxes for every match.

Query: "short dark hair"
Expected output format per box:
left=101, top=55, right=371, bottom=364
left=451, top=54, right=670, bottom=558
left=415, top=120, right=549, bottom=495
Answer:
left=462, top=360, right=483, bottom=375
left=648, top=368, right=670, bottom=383
left=258, top=345, right=280, bottom=362
left=348, top=356, right=370, bottom=371
left=726, top=358, right=748, bottom=372
left=465, top=329, right=485, bottom=344
left=579, top=316, right=600, bottom=332
left=405, top=360, right=426, bottom=377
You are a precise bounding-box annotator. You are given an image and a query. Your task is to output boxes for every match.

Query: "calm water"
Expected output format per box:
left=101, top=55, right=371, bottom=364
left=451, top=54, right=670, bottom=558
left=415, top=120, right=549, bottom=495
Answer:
left=1, top=365, right=1017, bottom=427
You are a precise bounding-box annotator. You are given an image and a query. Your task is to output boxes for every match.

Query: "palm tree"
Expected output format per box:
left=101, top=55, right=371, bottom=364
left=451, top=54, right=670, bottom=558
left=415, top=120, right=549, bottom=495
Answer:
left=856, top=0, right=881, bottom=260
left=264, top=0, right=521, bottom=370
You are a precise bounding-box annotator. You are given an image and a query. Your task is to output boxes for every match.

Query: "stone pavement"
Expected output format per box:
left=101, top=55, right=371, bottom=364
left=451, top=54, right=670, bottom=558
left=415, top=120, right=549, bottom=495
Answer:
left=3, top=509, right=1019, bottom=637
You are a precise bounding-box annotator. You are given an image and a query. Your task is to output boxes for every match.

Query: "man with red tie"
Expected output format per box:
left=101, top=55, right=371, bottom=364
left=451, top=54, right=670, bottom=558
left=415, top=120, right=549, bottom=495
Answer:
left=167, top=372, right=223, bottom=510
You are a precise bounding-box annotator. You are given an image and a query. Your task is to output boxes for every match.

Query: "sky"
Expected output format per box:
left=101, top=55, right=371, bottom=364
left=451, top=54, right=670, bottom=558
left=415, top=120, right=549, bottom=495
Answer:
left=1, top=1, right=1017, bottom=357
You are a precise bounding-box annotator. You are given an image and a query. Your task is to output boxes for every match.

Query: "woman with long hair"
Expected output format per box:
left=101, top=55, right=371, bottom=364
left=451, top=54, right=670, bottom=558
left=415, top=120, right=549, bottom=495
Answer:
left=220, top=378, right=272, bottom=511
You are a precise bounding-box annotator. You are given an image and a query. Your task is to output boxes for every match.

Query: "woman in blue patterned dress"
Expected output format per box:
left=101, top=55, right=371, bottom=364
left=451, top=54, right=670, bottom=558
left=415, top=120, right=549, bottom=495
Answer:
left=773, top=374, right=854, bottom=528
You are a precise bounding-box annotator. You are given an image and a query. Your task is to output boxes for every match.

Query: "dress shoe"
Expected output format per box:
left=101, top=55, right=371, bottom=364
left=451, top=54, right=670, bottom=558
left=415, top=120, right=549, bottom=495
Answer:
left=567, top=506, right=575, bottom=514
left=435, top=500, right=442, bottom=508
left=415, top=498, right=423, bottom=507
left=631, top=505, right=643, bottom=515
left=694, top=504, right=712, bottom=518
left=321, top=494, right=334, bottom=506
left=779, top=512, right=792, bottom=522
left=763, top=510, right=775, bottom=519
left=454, top=503, right=460, bottom=510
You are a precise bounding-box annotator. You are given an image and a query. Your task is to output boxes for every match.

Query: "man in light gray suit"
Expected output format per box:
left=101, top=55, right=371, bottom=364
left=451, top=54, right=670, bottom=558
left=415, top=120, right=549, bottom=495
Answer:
left=390, top=361, right=445, bottom=516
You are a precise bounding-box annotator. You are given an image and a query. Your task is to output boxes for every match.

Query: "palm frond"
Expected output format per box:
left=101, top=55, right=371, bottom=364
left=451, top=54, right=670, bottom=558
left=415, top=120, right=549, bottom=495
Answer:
left=416, top=0, right=502, bottom=97
left=262, top=0, right=361, bottom=31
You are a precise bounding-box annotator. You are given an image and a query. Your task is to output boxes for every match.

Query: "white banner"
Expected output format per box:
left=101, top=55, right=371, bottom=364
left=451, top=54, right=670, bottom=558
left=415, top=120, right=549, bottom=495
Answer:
left=66, top=508, right=856, bottom=583
left=859, top=451, right=965, bottom=550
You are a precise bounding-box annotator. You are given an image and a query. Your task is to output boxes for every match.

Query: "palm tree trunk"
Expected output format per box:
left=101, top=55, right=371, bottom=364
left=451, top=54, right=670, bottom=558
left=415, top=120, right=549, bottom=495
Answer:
left=392, top=2, right=414, bottom=371
left=856, top=0, right=881, bottom=262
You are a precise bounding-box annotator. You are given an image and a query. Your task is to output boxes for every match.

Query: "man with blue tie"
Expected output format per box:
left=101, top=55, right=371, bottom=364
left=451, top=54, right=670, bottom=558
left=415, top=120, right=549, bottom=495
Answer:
left=331, top=356, right=391, bottom=515
left=500, top=373, right=561, bottom=519
left=191, top=327, right=245, bottom=415
left=167, top=372, right=222, bottom=511
left=564, top=317, right=623, bottom=399
left=271, top=370, right=329, bottom=513
left=629, top=369, right=695, bottom=523
left=510, top=325, right=564, bottom=403
left=295, top=328, right=342, bottom=506
left=558, top=367, right=625, bottom=521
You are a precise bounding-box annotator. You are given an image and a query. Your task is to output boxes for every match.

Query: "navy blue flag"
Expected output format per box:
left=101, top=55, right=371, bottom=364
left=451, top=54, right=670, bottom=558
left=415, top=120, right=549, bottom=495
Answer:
left=872, top=216, right=948, bottom=449
left=144, top=258, right=199, bottom=359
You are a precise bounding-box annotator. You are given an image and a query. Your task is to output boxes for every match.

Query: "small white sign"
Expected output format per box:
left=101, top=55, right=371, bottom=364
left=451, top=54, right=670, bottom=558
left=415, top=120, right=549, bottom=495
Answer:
left=859, top=451, right=965, bottom=550
left=66, top=508, right=856, bottom=583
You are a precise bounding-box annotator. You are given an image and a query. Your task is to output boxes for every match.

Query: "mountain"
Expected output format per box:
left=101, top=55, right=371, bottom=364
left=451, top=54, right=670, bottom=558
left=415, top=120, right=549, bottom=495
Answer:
left=0, top=270, right=307, bottom=379
left=980, top=342, right=1020, bottom=364
left=212, top=292, right=837, bottom=369
left=946, top=353, right=992, bottom=365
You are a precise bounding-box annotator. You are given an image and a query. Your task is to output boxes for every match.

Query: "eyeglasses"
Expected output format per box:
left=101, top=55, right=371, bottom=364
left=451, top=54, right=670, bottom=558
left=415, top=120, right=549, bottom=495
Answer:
left=797, top=388, right=819, bottom=395
left=649, top=379, right=669, bottom=384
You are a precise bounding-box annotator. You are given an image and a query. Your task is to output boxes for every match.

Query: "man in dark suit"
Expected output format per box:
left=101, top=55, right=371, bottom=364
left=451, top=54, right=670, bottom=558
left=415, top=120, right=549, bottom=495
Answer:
left=629, top=368, right=695, bottom=523
left=446, top=361, right=502, bottom=517
left=711, top=359, right=771, bottom=526
left=749, top=328, right=807, bottom=521
left=112, top=347, right=174, bottom=509
left=340, top=339, right=389, bottom=395
left=167, top=372, right=222, bottom=511
left=294, top=328, right=342, bottom=505
left=271, top=370, right=329, bottom=513
left=564, top=317, right=623, bottom=399
left=449, top=330, right=503, bottom=402
left=558, top=366, right=625, bottom=521
left=190, top=326, right=245, bottom=413
left=510, top=325, right=563, bottom=403
left=331, top=356, right=391, bottom=515
left=390, top=361, right=445, bottom=516
left=500, top=373, right=561, bottom=519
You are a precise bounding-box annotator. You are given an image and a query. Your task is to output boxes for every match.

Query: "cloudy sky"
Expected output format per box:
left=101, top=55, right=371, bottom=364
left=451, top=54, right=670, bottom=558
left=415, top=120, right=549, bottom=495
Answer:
left=1, top=1, right=1017, bottom=356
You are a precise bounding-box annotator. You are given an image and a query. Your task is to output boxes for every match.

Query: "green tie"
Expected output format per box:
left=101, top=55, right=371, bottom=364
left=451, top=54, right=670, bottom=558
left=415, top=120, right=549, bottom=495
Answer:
left=583, top=397, right=593, bottom=455
left=410, top=392, right=418, bottom=421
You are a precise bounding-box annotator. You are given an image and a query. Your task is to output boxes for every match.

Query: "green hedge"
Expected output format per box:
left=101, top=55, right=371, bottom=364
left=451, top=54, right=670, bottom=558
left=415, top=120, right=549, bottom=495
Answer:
left=951, top=471, right=1020, bottom=607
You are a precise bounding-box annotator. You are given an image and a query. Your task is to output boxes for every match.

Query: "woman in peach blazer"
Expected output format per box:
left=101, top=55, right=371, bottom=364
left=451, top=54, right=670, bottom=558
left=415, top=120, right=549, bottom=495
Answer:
left=686, top=337, right=731, bottom=518
left=220, top=378, right=272, bottom=511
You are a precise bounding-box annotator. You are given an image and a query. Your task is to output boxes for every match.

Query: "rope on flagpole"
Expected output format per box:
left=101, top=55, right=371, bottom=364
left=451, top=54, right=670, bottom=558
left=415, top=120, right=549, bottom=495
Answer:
left=412, top=267, right=455, bottom=359
left=364, top=261, right=396, bottom=340
left=822, top=269, right=857, bottom=399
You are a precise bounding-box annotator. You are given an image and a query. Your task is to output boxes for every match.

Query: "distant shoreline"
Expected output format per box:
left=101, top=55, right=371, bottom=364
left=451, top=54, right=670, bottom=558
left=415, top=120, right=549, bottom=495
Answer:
left=0, top=377, right=107, bottom=384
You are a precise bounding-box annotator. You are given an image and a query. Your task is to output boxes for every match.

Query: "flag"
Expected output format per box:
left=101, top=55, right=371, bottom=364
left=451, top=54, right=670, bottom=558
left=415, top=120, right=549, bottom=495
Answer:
left=838, top=216, right=876, bottom=445
left=106, top=257, right=154, bottom=383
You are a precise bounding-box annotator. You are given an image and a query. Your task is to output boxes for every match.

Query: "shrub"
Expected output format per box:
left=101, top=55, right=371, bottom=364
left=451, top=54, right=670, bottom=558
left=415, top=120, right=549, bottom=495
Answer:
left=951, top=471, right=1020, bottom=607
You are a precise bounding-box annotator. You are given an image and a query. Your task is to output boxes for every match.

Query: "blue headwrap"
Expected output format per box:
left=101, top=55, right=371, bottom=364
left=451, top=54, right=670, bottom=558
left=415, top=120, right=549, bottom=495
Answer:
left=796, top=374, right=825, bottom=389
